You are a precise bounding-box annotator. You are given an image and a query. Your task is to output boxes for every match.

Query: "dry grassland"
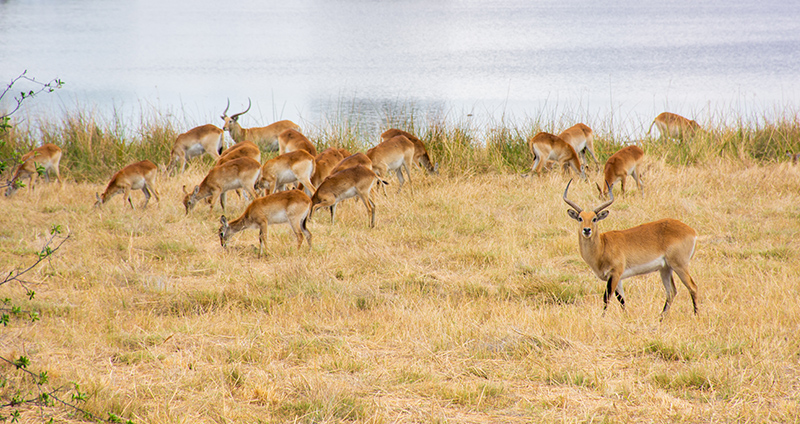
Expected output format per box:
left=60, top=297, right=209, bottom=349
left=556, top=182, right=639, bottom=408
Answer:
left=2, top=154, right=800, bottom=423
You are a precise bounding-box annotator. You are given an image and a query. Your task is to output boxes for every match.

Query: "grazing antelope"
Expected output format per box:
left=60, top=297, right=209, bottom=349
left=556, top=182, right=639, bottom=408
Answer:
left=311, top=148, right=346, bottom=188
left=183, top=157, right=260, bottom=214
left=528, top=132, right=586, bottom=180
left=167, top=124, right=225, bottom=173
left=221, top=99, right=300, bottom=151
left=558, top=123, right=599, bottom=170
left=647, top=112, right=700, bottom=141
left=217, top=141, right=261, bottom=166
left=256, top=150, right=316, bottom=195
left=380, top=128, right=438, bottom=174
left=563, top=180, right=699, bottom=320
left=219, top=190, right=312, bottom=256
left=596, top=145, right=644, bottom=199
left=278, top=129, right=318, bottom=156
left=330, top=152, right=372, bottom=175
left=367, top=135, right=416, bottom=193
left=5, top=143, right=63, bottom=196
left=94, top=160, right=160, bottom=209
left=310, top=165, right=389, bottom=228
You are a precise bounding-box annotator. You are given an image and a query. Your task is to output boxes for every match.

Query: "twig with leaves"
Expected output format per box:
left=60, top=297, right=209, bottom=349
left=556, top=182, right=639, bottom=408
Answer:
left=0, top=70, right=64, bottom=130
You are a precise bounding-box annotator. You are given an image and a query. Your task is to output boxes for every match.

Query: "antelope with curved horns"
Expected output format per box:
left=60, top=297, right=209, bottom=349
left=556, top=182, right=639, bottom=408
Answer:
left=596, top=145, right=644, bottom=199
left=309, top=165, right=389, bottom=228
left=277, top=129, right=318, bottom=156
left=647, top=112, right=700, bottom=141
left=256, top=150, right=316, bottom=195
left=380, top=128, right=438, bottom=174
left=219, top=189, right=312, bottom=256
left=528, top=132, right=586, bottom=180
left=558, top=123, right=599, bottom=170
left=183, top=157, right=260, bottom=214
left=563, top=180, right=699, bottom=320
left=367, top=135, right=416, bottom=193
left=217, top=141, right=261, bottom=166
left=94, top=160, right=160, bottom=209
left=167, top=124, right=225, bottom=173
left=4, top=143, right=62, bottom=197
left=221, top=98, right=300, bottom=151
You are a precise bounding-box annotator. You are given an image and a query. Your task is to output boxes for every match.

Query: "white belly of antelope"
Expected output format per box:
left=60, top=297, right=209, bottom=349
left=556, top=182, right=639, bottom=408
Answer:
left=621, top=256, right=666, bottom=279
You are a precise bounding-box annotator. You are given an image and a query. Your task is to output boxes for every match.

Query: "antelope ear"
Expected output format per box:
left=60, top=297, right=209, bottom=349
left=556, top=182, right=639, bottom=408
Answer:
left=192, top=185, right=200, bottom=195
left=567, top=209, right=581, bottom=221
left=596, top=210, right=610, bottom=221
left=220, top=215, right=228, bottom=225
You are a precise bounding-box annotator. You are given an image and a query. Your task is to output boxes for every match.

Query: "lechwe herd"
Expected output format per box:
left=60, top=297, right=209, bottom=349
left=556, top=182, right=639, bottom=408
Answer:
left=5, top=112, right=714, bottom=321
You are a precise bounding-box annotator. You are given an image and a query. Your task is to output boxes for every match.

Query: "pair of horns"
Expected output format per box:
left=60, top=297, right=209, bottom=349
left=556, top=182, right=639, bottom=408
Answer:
left=222, top=98, right=251, bottom=119
left=562, top=179, right=614, bottom=214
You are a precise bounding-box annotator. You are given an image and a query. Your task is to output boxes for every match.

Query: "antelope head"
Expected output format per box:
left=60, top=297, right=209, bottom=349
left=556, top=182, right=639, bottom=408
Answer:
left=221, top=98, right=251, bottom=131
left=564, top=179, right=614, bottom=239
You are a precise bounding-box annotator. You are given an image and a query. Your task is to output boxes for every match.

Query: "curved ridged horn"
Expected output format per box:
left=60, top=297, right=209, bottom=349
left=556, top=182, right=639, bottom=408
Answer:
left=222, top=98, right=230, bottom=118
left=593, top=182, right=615, bottom=214
left=230, top=98, right=251, bottom=120
left=562, top=179, right=583, bottom=213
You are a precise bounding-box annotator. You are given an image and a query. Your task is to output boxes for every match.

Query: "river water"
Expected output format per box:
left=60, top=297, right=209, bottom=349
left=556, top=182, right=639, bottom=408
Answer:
left=1, top=0, right=799, bottom=137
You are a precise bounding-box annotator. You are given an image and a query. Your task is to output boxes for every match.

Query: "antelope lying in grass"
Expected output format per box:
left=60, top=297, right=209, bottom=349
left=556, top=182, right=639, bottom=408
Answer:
left=367, top=135, right=416, bottom=193
left=311, top=148, right=347, bottom=188
left=278, top=129, right=318, bottom=156
left=94, top=160, right=160, bottom=209
left=379, top=128, right=438, bottom=174
left=219, top=189, right=312, bottom=255
left=596, top=145, right=644, bottom=199
left=256, top=150, right=316, bottom=195
left=221, top=99, right=300, bottom=151
left=167, top=124, right=225, bottom=173
left=183, top=157, right=260, bottom=214
left=563, top=180, right=699, bottom=320
left=559, top=123, right=598, bottom=170
left=5, top=143, right=63, bottom=196
left=310, top=165, right=389, bottom=228
left=528, top=132, right=586, bottom=180
left=647, top=112, right=700, bottom=141
left=217, top=141, right=261, bottom=166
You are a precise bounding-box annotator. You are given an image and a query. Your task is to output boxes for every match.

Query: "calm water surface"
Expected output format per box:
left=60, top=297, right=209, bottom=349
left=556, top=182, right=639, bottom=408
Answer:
left=1, top=0, right=799, bottom=136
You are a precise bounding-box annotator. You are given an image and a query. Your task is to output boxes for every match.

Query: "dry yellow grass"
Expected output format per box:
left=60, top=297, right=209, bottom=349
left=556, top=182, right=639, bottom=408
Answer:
left=2, top=155, right=800, bottom=423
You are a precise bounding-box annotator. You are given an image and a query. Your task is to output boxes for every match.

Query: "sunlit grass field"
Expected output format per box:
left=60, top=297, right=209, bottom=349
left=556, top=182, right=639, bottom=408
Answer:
left=1, top=107, right=800, bottom=423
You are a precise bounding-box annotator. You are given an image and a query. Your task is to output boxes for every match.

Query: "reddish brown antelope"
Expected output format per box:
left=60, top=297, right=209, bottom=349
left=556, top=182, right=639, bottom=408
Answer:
left=379, top=128, right=438, bottom=174
left=596, top=145, right=644, bottom=199
left=367, top=135, right=416, bottom=193
left=330, top=152, right=372, bottom=175
left=256, top=150, right=316, bottom=195
left=5, top=143, right=62, bottom=196
left=277, top=129, right=318, bottom=156
left=221, top=99, right=300, bottom=151
left=310, top=165, right=389, bottom=228
left=167, top=124, right=225, bottom=173
left=647, top=112, right=700, bottom=141
left=217, top=141, right=261, bottom=166
left=528, top=132, right=586, bottom=180
left=219, top=189, right=312, bottom=256
left=94, top=160, right=160, bottom=209
left=559, top=123, right=598, bottom=170
left=183, top=157, right=260, bottom=214
left=563, top=180, right=699, bottom=320
left=311, top=148, right=346, bottom=188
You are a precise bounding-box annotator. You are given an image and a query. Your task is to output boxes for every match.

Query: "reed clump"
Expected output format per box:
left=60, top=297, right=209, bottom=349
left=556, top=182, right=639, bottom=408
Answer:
left=1, top=105, right=799, bottom=423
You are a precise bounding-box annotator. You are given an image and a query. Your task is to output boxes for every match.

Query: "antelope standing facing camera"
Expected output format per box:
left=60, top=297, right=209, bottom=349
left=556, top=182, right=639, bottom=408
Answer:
left=5, top=143, right=63, bottom=196
left=183, top=157, right=260, bottom=214
left=219, top=189, right=312, bottom=256
left=367, top=135, right=416, bottom=193
left=167, top=124, right=225, bottom=173
left=256, top=150, right=316, bottom=195
left=647, top=112, right=700, bottom=141
left=277, top=129, right=318, bottom=156
left=379, top=128, right=438, bottom=174
left=94, top=160, right=160, bottom=209
left=563, top=180, right=699, bottom=320
left=310, top=165, right=388, bottom=228
left=596, top=145, right=644, bottom=199
left=558, top=123, right=599, bottom=170
left=528, top=132, right=586, bottom=180
left=221, top=99, right=300, bottom=151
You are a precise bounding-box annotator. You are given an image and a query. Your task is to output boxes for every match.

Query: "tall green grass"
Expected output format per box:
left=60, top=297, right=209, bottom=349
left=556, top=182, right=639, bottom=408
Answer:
left=2, top=103, right=799, bottom=184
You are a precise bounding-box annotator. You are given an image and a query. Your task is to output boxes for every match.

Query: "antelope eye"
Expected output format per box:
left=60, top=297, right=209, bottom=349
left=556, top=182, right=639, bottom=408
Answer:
left=577, top=217, right=583, bottom=222
left=591, top=217, right=597, bottom=222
